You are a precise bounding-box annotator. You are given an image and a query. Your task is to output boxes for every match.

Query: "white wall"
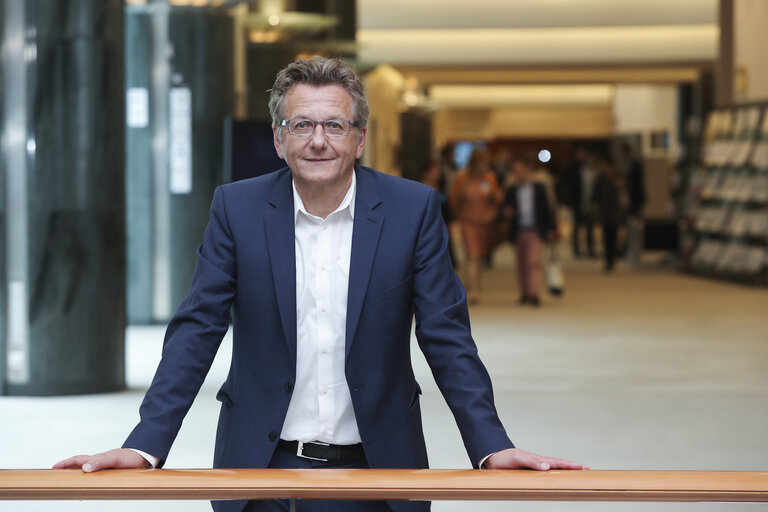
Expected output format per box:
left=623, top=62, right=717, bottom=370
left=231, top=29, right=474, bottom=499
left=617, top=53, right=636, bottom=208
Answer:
left=613, top=84, right=679, bottom=159
left=613, top=85, right=679, bottom=218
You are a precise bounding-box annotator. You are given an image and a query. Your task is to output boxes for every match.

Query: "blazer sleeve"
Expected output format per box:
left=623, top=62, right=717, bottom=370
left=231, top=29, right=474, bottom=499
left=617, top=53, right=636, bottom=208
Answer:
left=123, top=186, right=237, bottom=465
left=411, top=189, right=515, bottom=466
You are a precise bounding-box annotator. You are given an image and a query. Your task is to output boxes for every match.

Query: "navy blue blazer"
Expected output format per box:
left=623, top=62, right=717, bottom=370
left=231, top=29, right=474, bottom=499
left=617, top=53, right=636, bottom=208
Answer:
left=123, top=165, right=513, bottom=512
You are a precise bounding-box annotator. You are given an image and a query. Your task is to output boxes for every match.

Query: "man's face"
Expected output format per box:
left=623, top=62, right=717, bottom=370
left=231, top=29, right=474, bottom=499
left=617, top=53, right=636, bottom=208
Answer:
left=273, top=84, right=366, bottom=191
left=514, top=160, right=529, bottom=179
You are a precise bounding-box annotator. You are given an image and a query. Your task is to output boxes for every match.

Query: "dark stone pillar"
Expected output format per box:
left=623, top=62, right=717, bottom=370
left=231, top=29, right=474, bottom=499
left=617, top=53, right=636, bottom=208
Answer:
left=125, top=9, right=156, bottom=324
left=246, top=44, right=296, bottom=122
left=168, top=8, right=234, bottom=313
left=1, top=0, right=125, bottom=395
left=125, top=4, right=233, bottom=323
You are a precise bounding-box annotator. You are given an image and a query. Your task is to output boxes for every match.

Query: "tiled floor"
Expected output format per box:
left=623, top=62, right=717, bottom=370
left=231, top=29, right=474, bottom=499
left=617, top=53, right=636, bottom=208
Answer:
left=2, top=250, right=767, bottom=511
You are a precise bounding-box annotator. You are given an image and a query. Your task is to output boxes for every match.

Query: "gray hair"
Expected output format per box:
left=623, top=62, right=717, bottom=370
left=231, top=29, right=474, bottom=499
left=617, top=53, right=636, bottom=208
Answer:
left=268, top=56, right=369, bottom=131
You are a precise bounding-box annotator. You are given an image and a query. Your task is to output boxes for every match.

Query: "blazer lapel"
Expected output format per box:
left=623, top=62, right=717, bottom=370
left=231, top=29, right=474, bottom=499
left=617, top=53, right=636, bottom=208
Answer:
left=264, top=171, right=298, bottom=369
left=345, top=166, right=383, bottom=359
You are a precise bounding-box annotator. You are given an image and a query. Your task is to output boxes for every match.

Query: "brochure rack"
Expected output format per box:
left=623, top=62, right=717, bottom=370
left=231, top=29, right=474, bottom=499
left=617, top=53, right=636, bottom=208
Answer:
left=680, top=106, right=768, bottom=284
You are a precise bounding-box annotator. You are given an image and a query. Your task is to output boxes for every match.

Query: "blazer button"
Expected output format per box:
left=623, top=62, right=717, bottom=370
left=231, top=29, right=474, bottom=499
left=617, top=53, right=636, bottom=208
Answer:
left=285, top=382, right=293, bottom=393
left=269, top=431, right=277, bottom=442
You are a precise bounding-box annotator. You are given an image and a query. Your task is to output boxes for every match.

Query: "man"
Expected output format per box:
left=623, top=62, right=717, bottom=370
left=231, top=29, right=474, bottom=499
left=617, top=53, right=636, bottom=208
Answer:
left=564, top=147, right=596, bottom=258
left=621, top=143, right=646, bottom=218
left=56, top=57, right=584, bottom=512
left=504, top=153, right=556, bottom=307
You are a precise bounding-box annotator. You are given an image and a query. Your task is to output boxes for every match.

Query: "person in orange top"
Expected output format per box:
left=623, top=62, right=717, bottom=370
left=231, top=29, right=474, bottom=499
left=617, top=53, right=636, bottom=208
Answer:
left=450, top=148, right=503, bottom=303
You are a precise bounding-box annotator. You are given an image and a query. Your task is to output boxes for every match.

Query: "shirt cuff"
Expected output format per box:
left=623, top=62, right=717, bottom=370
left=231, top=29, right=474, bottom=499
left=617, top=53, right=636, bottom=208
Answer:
left=478, top=452, right=495, bottom=469
left=129, top=448, right=160, bottom=469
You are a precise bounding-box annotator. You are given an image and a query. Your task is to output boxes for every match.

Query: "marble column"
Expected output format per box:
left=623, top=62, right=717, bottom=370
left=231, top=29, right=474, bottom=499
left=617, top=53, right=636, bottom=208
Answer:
left=0, top=0, right=125, bottom=395
left=125, top=4, right=233, bottom=323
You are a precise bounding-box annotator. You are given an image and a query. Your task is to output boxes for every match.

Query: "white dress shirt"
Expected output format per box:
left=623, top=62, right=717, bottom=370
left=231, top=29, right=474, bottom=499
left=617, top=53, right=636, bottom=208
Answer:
left=516, top=181, right=537, bottom=229
left=131, top=173, right=360, bottom=469
left=281, top=173, right=360, bottom=444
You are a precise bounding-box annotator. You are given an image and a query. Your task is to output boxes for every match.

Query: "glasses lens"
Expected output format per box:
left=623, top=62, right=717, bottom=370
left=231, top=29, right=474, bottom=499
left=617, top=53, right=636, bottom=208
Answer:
left=288, top=119, right=314, bottom=135
left=323, top=120, right=349, bottom=137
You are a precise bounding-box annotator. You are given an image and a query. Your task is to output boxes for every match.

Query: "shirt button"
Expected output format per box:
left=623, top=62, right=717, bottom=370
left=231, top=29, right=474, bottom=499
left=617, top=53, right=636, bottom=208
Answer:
left=320, top=264, right=328, bottom=271
left=320, top=304, right=327, bottom=312
left=320, top=386, right=328, bottom=395
left=321, top=347, right=329, bottom=354
left=322, top=224, right=329, bottom=230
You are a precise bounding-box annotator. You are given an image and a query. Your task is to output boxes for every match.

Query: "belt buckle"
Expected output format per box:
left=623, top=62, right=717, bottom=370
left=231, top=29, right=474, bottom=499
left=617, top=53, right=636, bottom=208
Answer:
left=296, top=441, right=329, bottom=462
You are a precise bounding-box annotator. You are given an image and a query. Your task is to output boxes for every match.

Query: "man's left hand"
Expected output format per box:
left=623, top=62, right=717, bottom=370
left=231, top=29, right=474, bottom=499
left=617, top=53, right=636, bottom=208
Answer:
left=484, top=448, right=587, bottom=471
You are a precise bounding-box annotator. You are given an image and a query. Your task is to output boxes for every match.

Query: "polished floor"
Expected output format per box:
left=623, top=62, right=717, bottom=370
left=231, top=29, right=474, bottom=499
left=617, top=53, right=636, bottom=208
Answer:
left=2, top=247, right=768, bottom=511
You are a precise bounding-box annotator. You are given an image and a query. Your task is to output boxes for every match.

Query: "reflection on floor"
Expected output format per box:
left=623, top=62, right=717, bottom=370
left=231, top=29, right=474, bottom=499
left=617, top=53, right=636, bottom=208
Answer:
left=2, top=250, right=768, bottom=511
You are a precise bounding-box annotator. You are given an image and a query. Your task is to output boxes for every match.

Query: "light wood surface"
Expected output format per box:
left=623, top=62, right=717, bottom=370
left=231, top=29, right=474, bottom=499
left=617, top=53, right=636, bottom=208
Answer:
left=2, top=469, right=768, bottom=502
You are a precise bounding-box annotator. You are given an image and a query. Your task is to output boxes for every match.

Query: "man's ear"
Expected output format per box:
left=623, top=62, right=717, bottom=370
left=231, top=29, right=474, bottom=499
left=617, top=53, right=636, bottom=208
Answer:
left=355, top=126, right=367, bottom=159
left=273, top=124, right=285, bottom=159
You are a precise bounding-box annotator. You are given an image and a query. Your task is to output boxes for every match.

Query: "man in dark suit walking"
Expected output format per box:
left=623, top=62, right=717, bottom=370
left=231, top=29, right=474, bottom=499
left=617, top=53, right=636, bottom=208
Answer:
left=56, top=57, right=584, bottom=511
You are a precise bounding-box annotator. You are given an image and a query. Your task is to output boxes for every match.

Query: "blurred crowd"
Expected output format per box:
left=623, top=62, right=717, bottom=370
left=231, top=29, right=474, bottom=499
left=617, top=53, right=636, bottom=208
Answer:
left=419, top=143, right=646, bottom=306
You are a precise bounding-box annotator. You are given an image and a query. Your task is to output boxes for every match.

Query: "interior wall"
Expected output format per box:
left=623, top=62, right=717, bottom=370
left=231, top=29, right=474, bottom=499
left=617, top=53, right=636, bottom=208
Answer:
left=613, top=84, right=679, bottom=219
left=434, top=106, right=613, bottom=146
left=733, top=0, right=768, bottom=103
left=613, top=84, right=679, bottom=159
left=362, top=65, right=404, bottom=175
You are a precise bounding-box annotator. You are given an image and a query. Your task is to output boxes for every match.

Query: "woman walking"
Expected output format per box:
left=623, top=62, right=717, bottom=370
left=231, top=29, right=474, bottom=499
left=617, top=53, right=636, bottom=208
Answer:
left=450, top=149, right=502, bottom=304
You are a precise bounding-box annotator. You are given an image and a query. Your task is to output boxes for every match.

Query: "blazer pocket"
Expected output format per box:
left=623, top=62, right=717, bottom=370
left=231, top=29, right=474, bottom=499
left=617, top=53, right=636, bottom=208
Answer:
left=367, top=274, right=412, bottom=309
left=216, top=387, right=234, bottom=407
left=408, top=381, right=422, bottom=410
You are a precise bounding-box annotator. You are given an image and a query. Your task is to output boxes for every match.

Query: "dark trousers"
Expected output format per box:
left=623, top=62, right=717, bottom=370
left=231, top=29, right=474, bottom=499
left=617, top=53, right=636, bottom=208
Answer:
left=602, top=223, right=618, bottom=271
left=239, top=447, right=393, bottom=512
left=571, top=209, right=595, bottom=257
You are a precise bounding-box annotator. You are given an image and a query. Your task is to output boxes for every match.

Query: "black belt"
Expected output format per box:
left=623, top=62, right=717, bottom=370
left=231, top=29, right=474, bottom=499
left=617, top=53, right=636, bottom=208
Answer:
left=278, top=440, right=366, bottom=462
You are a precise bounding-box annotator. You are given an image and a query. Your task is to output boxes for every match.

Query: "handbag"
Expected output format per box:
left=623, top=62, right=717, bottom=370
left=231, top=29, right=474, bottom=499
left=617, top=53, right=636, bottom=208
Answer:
left=546, top=245, right=565, bottom=296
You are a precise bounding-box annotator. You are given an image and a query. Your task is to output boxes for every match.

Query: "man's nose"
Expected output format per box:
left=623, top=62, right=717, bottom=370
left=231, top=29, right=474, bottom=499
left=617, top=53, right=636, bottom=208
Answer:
left=308, top=123, right=327, bottom=149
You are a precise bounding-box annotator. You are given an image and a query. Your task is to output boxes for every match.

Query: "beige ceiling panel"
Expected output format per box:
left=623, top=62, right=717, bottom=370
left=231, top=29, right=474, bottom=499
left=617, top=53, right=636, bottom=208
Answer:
left=434, top=106, right=613, bottom=141
left=357, top=25, right=717, bottom=66
left=491, top=107, right=614, bottom=138
left=359, top=0, right=716, bottom=30
left=430, top=85, right=614, bottom=108
left=396, top=68, right=702, bottom=86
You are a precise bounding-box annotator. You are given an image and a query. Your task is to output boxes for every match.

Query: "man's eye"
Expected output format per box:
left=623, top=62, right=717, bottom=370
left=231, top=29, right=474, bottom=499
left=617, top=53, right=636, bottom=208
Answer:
left=327, top=121, right=342, bottom=130
left=294, top=121, right=310, bottom=129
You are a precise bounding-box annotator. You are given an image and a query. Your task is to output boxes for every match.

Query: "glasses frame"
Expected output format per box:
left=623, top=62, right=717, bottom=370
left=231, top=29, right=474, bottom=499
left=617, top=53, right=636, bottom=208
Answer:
left=280, top=118, right=360, bottom=137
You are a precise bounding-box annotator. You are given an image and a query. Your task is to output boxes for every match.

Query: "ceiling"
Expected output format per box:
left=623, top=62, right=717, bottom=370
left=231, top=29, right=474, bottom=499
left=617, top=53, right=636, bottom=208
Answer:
left=356, top=0, right=720, bottom=109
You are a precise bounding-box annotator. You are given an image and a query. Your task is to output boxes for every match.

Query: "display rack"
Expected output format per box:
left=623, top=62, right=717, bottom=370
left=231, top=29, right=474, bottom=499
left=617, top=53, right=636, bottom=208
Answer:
left=680, top=105, right=768, bottom=284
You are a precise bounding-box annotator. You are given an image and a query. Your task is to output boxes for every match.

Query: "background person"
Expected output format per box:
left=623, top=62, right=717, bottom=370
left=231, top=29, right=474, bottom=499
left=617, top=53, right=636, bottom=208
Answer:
left=505, top=153, right=556, bottom=307
left=419, top=159, right=455, bottom=267
left=592, top=154, right=625, bottom=273
left=564, top=147, right=597, bottom=258
left=621, top=143, right=646, bottom=219
left=449, top=148, right=503, bottom=303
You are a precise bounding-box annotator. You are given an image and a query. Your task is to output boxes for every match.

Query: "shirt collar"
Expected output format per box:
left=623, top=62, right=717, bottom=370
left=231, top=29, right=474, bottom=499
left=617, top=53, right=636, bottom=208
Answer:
left=292, top=171, right=356, bottom=223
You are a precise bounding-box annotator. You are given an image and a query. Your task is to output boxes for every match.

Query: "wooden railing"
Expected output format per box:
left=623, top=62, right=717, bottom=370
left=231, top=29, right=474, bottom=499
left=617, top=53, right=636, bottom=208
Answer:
left=2, top=469, right=768, bottom=502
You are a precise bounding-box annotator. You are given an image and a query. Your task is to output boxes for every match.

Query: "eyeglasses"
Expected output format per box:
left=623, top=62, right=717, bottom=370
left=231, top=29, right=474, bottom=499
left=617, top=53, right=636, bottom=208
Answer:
left=280, top=118, right=359, bottom=137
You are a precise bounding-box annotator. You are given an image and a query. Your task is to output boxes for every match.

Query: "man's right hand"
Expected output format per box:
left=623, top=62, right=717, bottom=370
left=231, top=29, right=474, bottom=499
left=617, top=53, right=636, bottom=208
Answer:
left=53, top=448, right=151, bottom=472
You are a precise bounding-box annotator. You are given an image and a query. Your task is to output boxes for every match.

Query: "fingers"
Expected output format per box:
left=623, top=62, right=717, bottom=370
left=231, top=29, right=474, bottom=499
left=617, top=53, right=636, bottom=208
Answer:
left=485, top=448, right=588, bottom=471
left=53, top=449, right=150, bottom=473
left=514, top=450, right=552, bottom=471
left=52, top=455, right=92, bottom=470
left=539, top=456, right=589, bottom=471
left=83, top=449, right=149, bottom=472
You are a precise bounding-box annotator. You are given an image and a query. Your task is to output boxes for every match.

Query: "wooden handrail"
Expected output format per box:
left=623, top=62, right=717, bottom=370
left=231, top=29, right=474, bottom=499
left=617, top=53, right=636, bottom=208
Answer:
left=2, top=469, right=768, bottom=502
